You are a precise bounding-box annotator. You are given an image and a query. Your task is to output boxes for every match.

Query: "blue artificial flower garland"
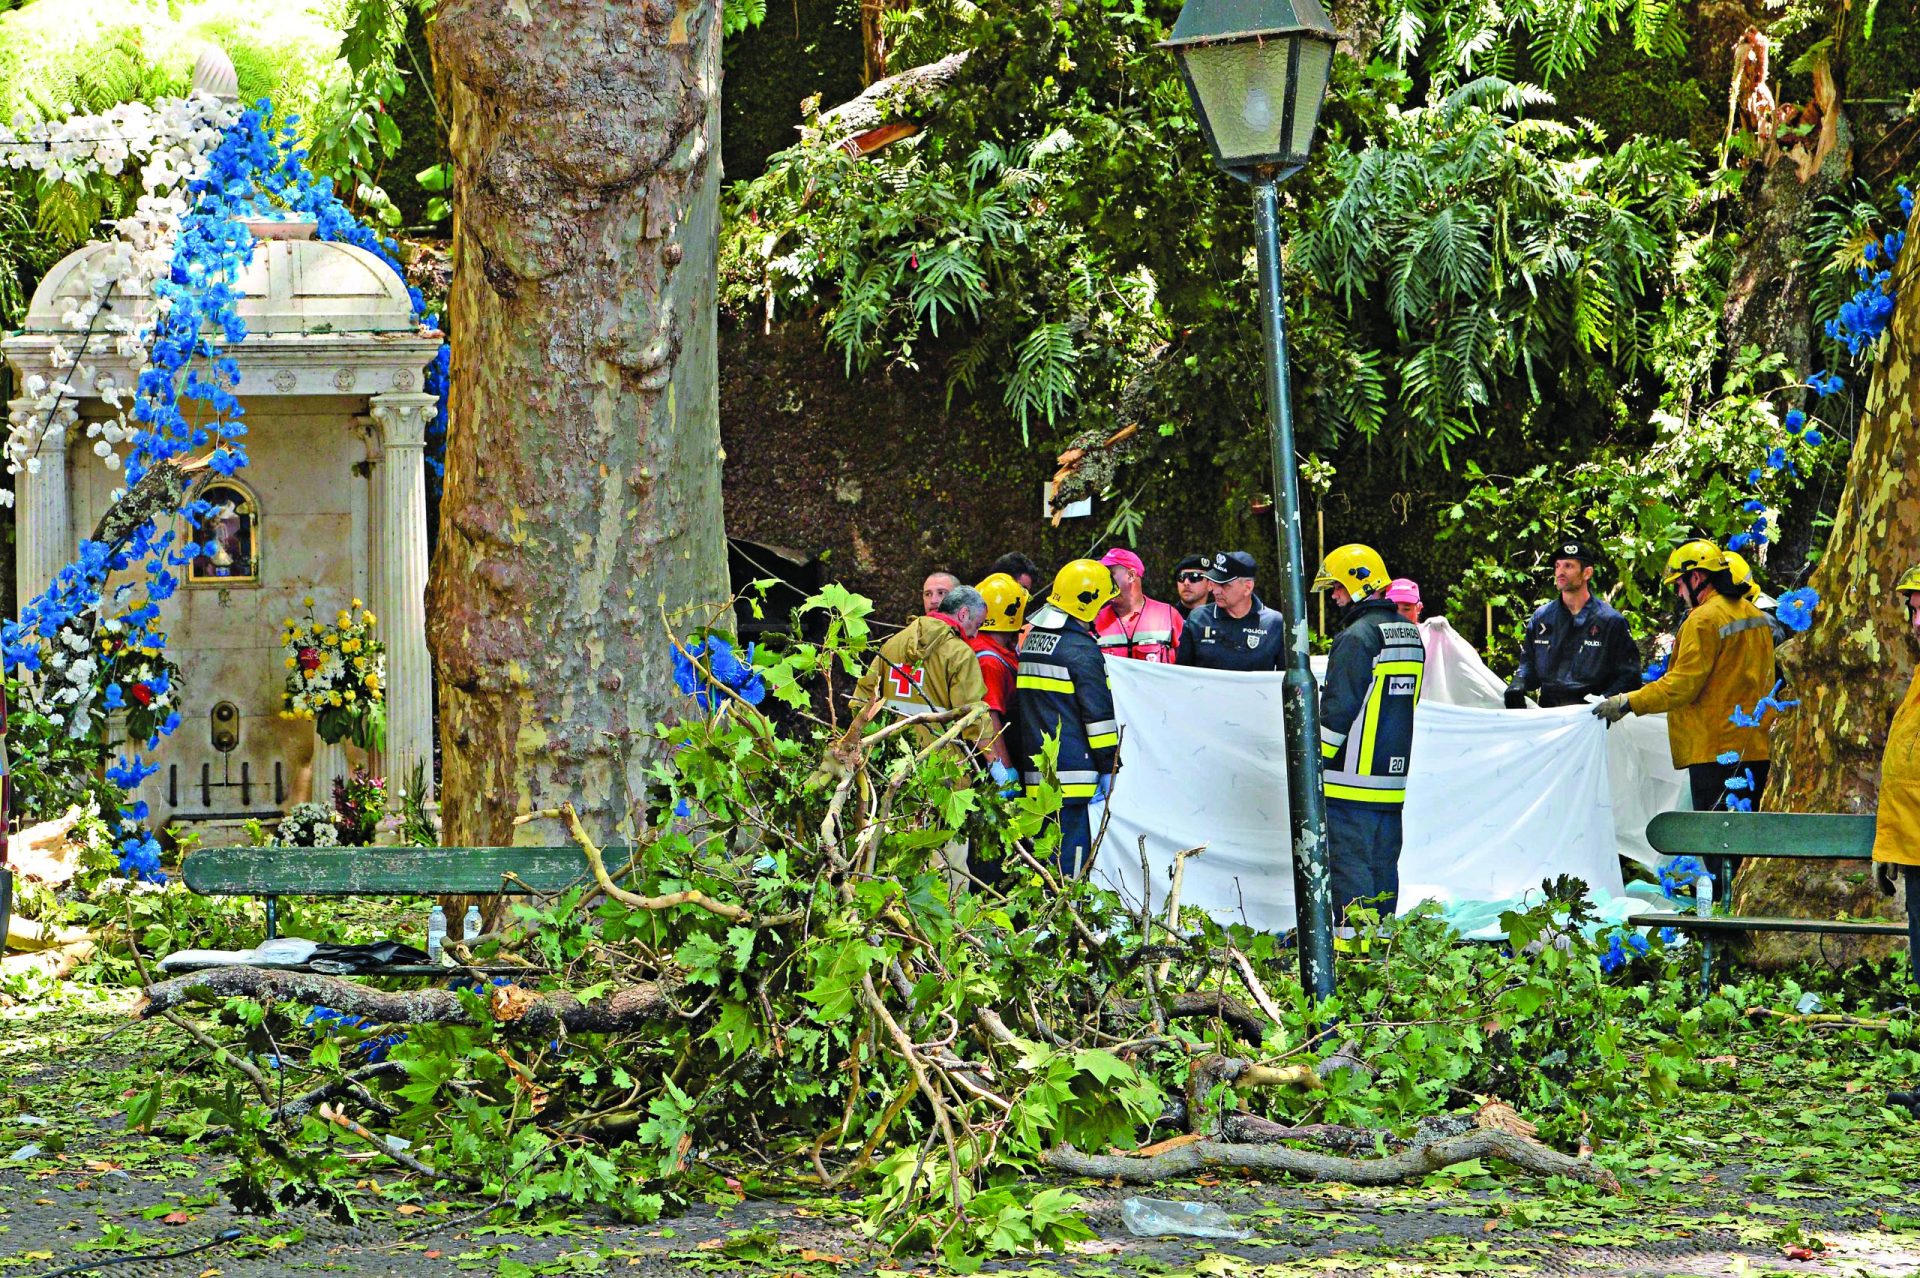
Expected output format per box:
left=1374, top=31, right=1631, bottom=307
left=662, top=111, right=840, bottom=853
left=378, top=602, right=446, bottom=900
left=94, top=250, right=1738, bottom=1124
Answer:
left=2, top=99, right=449, bottom=879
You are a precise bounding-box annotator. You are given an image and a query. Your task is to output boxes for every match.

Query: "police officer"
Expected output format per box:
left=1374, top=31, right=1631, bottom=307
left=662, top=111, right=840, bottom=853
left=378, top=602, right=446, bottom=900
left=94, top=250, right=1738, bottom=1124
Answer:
left=1505, top=540, right=1642, bottom=709
left=1017, top=560, right=1120, bottom=876
left=1172, top=554, right=1212, bottom=618
left=1594, top=541, right=1775, bottom=817
left=1313, top=544, right=1425, bottom=927
left=1175, top=551, right=1287, bottom=671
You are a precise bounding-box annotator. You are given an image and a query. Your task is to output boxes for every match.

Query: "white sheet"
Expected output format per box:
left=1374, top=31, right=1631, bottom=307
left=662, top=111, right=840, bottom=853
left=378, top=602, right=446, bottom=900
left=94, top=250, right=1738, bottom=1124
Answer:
left=1092, top=616, right=1679, bottom=931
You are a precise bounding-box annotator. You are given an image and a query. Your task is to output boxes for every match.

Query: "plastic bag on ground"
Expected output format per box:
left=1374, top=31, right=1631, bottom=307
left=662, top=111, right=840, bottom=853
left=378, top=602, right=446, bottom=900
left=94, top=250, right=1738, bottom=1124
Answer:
left=1120, top=1196, right=1251, bottom=1240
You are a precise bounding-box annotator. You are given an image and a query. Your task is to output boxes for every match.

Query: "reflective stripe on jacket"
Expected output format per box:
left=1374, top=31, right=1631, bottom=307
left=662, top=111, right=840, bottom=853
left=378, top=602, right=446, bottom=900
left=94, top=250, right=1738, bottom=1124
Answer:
left=1319, top=598, right=1425, bottom=805
left=1093, top=597, right=1184, bottom=664
left=852, top=614, right=992, bottom=749
left=1626, top=590, right=1775, bottom=769
left=1015, top=604, right=1117, bottom=800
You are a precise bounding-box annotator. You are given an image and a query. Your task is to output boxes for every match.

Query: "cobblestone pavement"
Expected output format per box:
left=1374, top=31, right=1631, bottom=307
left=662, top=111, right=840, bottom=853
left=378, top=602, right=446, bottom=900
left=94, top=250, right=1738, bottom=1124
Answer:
left=3, top=990, right=1918, bottom=1277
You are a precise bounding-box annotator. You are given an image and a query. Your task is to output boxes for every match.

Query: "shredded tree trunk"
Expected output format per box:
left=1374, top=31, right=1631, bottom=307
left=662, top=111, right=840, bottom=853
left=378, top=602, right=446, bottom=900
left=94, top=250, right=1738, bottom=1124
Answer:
left=1043, top=1128, right=1621, bottom=1193
left=1748, top=194, right=1920, bottom=966
left=426, top=0, right=731, bottom=872
left=140, top=966, right=687, bottom=1034
left=813, top=51, right=969, bottom=141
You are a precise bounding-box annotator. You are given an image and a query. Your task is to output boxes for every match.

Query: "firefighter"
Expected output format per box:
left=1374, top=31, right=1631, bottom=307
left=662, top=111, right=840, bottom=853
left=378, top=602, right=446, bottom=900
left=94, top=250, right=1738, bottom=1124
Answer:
left=969, top=572, right=1029, bottom=792
left=1313, top=543, right=1426, bottom=928
left=1871, top=565, right=1920, bottom=926
left=1505, top=540, right=1642, bottom=708
left=1017, top=559, right=1120, bottom=876
left=1593, top=541, right=1776, bottom=815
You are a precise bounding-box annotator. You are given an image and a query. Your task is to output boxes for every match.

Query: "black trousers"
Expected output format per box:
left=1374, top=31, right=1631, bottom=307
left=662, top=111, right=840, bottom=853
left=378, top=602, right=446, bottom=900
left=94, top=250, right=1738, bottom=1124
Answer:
left=1688, top=758, right=1770, bottom=812
left=1328, top=800, right=1403, bottom=920
left=1688, top=758, right=1771, bottom=886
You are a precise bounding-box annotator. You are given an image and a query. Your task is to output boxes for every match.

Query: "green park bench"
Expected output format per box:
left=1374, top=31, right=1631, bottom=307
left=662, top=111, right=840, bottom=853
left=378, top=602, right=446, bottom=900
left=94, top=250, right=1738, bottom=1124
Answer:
left=1625, top=811, right=1920, bottom=988
left=162, top=843, right=605, bottom=976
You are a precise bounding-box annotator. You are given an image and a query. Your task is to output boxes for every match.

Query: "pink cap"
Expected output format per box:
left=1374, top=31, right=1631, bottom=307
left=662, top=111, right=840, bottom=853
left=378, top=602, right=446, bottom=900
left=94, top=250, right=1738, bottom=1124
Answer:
left=1384, top=578, right=1421, bottom=605
left=1099, top=547, right=1146, bottom=576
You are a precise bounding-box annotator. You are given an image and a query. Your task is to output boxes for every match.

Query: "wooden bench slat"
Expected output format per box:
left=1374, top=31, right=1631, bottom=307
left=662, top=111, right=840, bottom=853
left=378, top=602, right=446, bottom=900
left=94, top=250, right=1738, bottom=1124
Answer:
left=1647, top=811, right=1875, bottom=858
left=182, top=846, right=611, bottom=897
left=1627, top=912, right=1908, bottom=937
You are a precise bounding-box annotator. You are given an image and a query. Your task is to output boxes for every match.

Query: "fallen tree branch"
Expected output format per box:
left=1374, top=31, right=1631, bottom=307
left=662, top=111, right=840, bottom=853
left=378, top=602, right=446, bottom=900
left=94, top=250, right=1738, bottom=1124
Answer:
left=563, top=803, right=751, bottom=923
left=317, top=1102, right=481, bottom=1189
left=141, top=966, right=686, bottom=1034
left=1043, top=1127, right=1621, bottom=1192
left=813, top=51, right=970, bottom=140
left=1104, top=991, right=1269, bottom=1045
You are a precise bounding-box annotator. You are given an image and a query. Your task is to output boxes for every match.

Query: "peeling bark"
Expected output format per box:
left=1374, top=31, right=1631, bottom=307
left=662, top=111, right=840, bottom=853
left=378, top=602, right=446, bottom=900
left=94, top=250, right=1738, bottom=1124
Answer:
left=426, top=0, right=731, bottom=853
left=140, top=965, right=687, bottom=1033
left=1043, top=1128, right=1621, bottom=1192
left=1748, top=198, right=1920, bottom=967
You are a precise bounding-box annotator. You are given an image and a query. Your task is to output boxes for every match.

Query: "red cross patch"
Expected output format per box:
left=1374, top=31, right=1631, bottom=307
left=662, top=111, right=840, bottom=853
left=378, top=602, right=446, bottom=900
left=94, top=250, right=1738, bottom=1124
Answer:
left=889, top=665, right=923, bottom=698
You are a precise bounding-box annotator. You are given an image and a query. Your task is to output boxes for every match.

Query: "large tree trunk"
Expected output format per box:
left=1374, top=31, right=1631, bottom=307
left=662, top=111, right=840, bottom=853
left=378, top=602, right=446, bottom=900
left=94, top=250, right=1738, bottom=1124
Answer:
left=1743, top=197, right=1920, bottom=967
left=426, top=1, right=730, bottom=854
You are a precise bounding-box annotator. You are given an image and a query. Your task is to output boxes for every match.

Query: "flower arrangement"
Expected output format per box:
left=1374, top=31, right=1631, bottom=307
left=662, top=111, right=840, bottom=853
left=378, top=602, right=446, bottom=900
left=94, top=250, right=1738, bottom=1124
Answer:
left=275, top=802, right=341, bottom=848
left=671, top=634, right=767, bottom=711
left=281, top=596, right=386, bottom=749
left=99, top=629, right=182, bottom=747
left=330, top=769, right=388, bottom=846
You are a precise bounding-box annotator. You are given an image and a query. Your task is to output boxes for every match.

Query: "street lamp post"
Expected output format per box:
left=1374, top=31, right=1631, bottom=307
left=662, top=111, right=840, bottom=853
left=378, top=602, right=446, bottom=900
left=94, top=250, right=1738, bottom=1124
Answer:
left=1159, top=0, right=1340, bottom=1000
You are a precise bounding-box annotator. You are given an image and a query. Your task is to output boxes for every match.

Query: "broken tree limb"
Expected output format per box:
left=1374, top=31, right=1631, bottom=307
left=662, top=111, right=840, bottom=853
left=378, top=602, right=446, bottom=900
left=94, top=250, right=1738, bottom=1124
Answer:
left=560, top=802, right=751, bottom=923
left=1218, top=1112, right=1386, bottom=1154
left=1043, top=1127, right=1622, bottom=1192
left=140, top=966, right=687, bottom=1034
left=813, top=51, right=970, bottom=142
left=1103, top=991, right=1270, bottom=1045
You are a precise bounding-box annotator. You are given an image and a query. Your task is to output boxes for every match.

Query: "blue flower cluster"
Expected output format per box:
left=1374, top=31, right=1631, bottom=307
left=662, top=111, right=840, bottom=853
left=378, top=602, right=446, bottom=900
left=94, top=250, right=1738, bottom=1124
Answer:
left=306, top=1006, right=406, bottom=1063
left=1599, top=929, right=1650, bottom=974
left=1658, top=854, right=1712, bottom=899
left=1642, top=653, right=1669, bottom=683
left=1775, top=587, right=1818, bottom=632
left=1730, top=678, right=1800, bottom=730
left=672, top=635, right=768, bottom=710
left=2, top=100, right=449, bottom=880
left=1825, top=189, right=1911, bottom=358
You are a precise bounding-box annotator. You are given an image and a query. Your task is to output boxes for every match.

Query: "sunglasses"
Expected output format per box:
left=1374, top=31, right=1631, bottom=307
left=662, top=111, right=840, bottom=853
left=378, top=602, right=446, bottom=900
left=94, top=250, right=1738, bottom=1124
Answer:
left=1176, top=571, right=1209, bottom=583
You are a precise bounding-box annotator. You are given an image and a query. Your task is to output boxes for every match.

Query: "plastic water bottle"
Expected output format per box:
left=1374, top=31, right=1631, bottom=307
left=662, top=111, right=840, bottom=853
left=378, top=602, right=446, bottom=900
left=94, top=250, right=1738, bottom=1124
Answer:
left=427, top=904, right=446, bottom=962
left=1695, top=874, right=1713, bottom=916
left=1121, top=1196, right=1251, bottom=1241
left=463, top=905, right=483, bottom=939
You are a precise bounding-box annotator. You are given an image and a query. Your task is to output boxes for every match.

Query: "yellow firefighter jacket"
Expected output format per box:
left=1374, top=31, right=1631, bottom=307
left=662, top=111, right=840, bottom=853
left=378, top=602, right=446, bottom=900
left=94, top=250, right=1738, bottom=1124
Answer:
left=1626, top=589, right=1776, bottom=769
left=1873, top=669, right=1920, bottom=866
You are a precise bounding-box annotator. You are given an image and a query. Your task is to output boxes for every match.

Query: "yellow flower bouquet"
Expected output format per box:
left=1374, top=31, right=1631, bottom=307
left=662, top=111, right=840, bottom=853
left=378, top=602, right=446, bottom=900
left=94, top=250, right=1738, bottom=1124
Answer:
left=281, top=597, right=387, bottom=748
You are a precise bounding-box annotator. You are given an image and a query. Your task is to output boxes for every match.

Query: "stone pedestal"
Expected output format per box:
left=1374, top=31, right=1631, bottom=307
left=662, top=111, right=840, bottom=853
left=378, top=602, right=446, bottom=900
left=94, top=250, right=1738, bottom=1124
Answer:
left=368, top=393, right=437, bottom=800
left=9, top=399, right=75, bottom=618
left=312, top=732, right=348, bottom=807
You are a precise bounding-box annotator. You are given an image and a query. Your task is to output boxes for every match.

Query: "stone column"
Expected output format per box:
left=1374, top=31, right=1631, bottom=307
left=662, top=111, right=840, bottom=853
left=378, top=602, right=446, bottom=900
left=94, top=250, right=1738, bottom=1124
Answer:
left=368, top=393, right=438, bottom=800
left=9, top=398, right=76, bottom=619
left=312, top=732, right=349, bottom=806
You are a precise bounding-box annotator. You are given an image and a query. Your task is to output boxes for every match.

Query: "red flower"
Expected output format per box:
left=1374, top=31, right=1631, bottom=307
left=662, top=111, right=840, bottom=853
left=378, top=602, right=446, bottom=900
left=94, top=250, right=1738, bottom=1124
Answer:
left=298, top=647, right=321, bottom=671
left=130, top=683, right=154, bottom=707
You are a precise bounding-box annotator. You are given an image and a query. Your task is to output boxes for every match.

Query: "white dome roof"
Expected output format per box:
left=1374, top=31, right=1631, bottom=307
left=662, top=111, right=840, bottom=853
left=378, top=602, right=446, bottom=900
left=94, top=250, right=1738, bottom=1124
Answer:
left=22, top=234, right=420, bottom=337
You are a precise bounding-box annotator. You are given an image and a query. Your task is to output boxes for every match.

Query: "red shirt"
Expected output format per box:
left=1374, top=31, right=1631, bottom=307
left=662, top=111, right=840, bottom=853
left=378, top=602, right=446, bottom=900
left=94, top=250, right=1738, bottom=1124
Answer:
left=1093, top=596, right=1184, bottom=664
left=966, top=633, right=1019, bottom=715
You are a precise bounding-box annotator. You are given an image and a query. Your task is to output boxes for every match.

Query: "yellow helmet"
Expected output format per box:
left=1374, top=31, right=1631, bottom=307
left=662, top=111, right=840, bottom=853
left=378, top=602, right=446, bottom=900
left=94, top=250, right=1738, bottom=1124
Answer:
left=975, top=573, right=1030, bottom=633
left=1661, top=539, right=1728, bottom=585
left=1895, top=564, right=1920, bottom=595
left=1312, top=544, right=1389, bottom=599
left=1048, top=558, right=1118, bottom=623
left=1724, top=550, right=1753, bottom=591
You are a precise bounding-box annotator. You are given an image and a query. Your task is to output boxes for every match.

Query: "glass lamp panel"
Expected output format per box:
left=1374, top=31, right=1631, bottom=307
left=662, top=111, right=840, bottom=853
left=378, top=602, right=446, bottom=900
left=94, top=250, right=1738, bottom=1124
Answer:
left=1287, top=37, right=1335, bottom=160
left=1176, top=37, right=1296, bottom=165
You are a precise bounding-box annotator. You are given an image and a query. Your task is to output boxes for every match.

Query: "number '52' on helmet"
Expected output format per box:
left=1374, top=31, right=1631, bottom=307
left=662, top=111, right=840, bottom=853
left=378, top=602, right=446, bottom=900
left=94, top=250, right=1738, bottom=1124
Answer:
left=1048, top=559, right=1118, bottom=623
left=1661, top=539, right=1728, bottom=584
left=1312, top=544, right=1389, bottom=599
left=975, top=573, right=1031, bottom=633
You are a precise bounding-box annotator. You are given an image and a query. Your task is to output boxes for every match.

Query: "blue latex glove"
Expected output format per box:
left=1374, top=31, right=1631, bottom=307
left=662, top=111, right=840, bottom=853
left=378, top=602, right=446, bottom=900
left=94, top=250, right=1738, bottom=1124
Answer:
left=988, top=760, right=1021, bottom=798
left=1092, top=773, right=1113, bottom=804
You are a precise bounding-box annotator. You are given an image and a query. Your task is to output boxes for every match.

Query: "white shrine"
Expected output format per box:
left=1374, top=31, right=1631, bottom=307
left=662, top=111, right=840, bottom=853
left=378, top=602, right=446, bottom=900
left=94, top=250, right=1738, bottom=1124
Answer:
left=4, top=229, right=443, bottom=830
